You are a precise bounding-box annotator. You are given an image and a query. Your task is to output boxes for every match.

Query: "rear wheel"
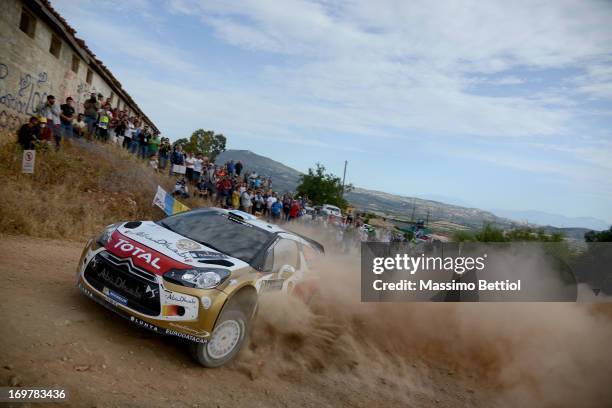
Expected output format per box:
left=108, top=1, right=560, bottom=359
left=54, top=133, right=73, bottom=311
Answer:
left=192, top=309, right=247, bottom=368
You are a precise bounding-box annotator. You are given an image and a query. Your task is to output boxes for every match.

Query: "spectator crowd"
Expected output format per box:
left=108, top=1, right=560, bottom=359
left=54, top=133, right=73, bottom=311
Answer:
left=14, top=91, right=411, bottom=249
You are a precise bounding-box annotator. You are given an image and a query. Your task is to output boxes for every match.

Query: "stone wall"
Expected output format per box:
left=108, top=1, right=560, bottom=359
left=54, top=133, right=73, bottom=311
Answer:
left=0, top=0, right=153, bottom=131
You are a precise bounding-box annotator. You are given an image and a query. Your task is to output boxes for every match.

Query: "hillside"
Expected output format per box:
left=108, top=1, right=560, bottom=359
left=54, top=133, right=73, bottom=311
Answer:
left=216, top=149, right=517, bottom=229
left=0, top=132, right=192, bottom=240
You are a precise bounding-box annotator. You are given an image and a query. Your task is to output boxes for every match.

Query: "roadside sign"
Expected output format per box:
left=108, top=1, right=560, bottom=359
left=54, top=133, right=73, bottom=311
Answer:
left=22, top=150, right=35, bottom=174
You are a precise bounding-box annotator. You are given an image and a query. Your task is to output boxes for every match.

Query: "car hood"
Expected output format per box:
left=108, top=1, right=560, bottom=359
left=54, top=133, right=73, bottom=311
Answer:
left=104, top=221, right=249, bottom=275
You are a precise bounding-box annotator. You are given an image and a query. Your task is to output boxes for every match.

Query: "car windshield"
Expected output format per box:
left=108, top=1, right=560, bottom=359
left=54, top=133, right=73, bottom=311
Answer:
left=158, top=210, right=273, bottom=263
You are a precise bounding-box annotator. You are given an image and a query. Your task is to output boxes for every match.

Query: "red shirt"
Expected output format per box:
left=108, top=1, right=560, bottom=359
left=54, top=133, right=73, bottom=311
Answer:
left=289, top=202, right=300, bottom=217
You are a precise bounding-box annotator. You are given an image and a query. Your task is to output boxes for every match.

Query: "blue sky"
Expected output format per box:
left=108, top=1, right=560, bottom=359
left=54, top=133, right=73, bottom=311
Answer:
left=52, top=0, right=612, bottom=225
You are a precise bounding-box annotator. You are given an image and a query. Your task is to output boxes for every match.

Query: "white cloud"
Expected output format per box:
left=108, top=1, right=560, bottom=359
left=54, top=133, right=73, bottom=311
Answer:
left=162, top=0, right=612, bottom=139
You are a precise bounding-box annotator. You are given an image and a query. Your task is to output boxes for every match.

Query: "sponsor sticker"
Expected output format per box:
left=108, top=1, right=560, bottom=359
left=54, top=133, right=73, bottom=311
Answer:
left=176, top=239, right=201, bottom=251
left=103, top=287, right=129, bottom=305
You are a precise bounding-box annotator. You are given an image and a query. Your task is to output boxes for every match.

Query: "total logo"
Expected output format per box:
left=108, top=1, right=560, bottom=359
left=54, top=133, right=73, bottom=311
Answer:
left=113, top=238, right=161, bottom=270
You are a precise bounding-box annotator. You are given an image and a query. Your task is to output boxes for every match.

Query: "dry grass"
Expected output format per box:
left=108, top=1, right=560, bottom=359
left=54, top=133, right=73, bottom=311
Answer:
left=0, top=130, right=204, bottom=241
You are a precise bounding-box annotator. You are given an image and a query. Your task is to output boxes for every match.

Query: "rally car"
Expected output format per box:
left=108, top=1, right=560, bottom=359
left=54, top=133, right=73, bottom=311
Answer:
left=76, top=208, right=323, bottom=367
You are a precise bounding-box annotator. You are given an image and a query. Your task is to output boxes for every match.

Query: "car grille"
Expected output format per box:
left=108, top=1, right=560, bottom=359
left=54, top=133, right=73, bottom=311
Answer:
left=84, top=251, right=161, bottom=316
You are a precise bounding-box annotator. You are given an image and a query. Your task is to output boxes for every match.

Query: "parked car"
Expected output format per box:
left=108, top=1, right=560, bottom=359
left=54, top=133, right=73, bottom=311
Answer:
left=320, top=204, right=341, bottom=217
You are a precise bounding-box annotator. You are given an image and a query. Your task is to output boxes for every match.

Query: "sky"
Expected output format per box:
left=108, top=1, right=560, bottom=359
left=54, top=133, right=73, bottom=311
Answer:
left=52, top=0, right=612, bottom=224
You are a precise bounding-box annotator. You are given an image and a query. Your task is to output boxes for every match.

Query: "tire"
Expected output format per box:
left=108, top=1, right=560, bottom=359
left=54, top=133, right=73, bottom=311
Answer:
left=191, top=309, right=248, bottom=368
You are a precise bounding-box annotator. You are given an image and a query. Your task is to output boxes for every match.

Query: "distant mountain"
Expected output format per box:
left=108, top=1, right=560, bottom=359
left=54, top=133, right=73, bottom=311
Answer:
left=216, top=149, right=520, bottom=229
left=491, top=209, right=609, bottom=232
left=216, top=149, right=603, bottom=232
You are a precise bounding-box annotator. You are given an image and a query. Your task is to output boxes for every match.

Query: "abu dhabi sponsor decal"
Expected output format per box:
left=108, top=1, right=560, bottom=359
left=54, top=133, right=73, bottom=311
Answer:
left=97, top=268, right=144, bottom=299
left=124, top=230, right=227, bottom=261
left=165, top=291, right=197, bottom=305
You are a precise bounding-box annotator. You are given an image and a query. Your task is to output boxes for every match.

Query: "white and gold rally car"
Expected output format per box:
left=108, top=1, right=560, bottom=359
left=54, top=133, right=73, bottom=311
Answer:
left=76, top=208, right=323, bottom=367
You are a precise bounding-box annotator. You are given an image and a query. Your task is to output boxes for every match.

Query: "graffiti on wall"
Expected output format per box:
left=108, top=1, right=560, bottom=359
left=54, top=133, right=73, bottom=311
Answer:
left=76, top=81, right=100, bottom=107
left=0, top=62, right=51, bottom=129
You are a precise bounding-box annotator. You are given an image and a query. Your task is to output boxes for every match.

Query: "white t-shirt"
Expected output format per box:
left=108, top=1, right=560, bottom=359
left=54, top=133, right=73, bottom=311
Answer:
left=193, top=159, right=203, bottom=172
left=185, top=156, right=195, bottom=169
left=266, top=196, right=277, bottom=208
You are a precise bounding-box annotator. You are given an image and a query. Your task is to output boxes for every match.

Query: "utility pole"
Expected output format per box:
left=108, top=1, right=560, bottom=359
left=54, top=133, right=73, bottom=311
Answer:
left=341, top=160, right=348, bottom=196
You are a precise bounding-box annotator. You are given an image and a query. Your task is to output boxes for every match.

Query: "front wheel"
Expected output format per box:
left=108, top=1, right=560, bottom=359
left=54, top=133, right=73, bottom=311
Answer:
left=191, top=309, right=248, bottom=368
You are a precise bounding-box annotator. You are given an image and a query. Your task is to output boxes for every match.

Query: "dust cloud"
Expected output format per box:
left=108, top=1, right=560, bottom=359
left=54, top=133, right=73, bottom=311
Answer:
left=242, top=223, right=612, bottom=407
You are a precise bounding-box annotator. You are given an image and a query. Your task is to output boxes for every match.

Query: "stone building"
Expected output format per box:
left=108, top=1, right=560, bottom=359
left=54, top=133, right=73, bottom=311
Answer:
left=0, top=0, right=156, bottom=131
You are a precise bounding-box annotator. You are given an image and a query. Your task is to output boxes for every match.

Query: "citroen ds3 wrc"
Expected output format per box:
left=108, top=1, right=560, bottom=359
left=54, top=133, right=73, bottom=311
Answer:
left=76, top=208, right=324, bottom=367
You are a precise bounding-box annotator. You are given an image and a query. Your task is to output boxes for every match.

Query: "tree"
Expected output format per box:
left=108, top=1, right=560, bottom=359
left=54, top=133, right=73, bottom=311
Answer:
left=172, top=138, right=190, bottom=151
left=296, top=163, right=353, bottom=209
left=585, top=226, right=612, bottom=242
left=171, top=130, right=227, bottom=161
left=189, top=129, right=226, bottom=161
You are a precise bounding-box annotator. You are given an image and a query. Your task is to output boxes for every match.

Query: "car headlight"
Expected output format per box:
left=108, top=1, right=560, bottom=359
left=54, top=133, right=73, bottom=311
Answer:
left=163, top=268, right=230, bottom=289
left=96, top=223, right=122, bottom=247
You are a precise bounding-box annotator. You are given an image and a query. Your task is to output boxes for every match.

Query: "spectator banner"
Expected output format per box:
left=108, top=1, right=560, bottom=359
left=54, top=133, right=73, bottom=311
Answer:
left=172, top=164, right=186, bottom=174
left=22, top=150, right=36, bottom=174
left=152, top=186, right=190, bottom=216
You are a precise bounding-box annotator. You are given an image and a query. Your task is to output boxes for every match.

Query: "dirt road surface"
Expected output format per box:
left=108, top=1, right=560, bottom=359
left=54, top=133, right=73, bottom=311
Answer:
left=0, top=234, right=495, bottom=408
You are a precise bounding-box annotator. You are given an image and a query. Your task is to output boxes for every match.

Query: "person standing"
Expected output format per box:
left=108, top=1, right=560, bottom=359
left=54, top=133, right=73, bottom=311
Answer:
left=139, top=126, right=150, bottom=159
left=231, top=186, right=240, bottom=210
left=114, top=117, right=126, bottom=148
left=240, top=188, right=252, bottom=212
left=252, top=191, right=265, bottom=215
left=148, top=132, right=161, bottom=158
left=289, top=199, right=300, bottom=221
left=271, top=198, right=282, bottom=224
left=235, top=160, right=243, bottom=177
left=227, top=160, right=235, bottom=176
left=170, top=145, right=185, bottom=176
left=266, top=192, right=277, bottom=222
left=124, top=118, right=134, bottom=149
left=38, top=95, right=61, bottom=150
left=129, top=122, right=140, bottom=154
left=158, top=138, right=171, bottom=170
left=193, top=154, right=203, bottom=184
left=185, top=152, right=195, bottom=182
left=59, top=97, right=75, bottom=141
left=83, top=93, right=99, bottom=138
left=97, top=105, right=110, bottom=142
